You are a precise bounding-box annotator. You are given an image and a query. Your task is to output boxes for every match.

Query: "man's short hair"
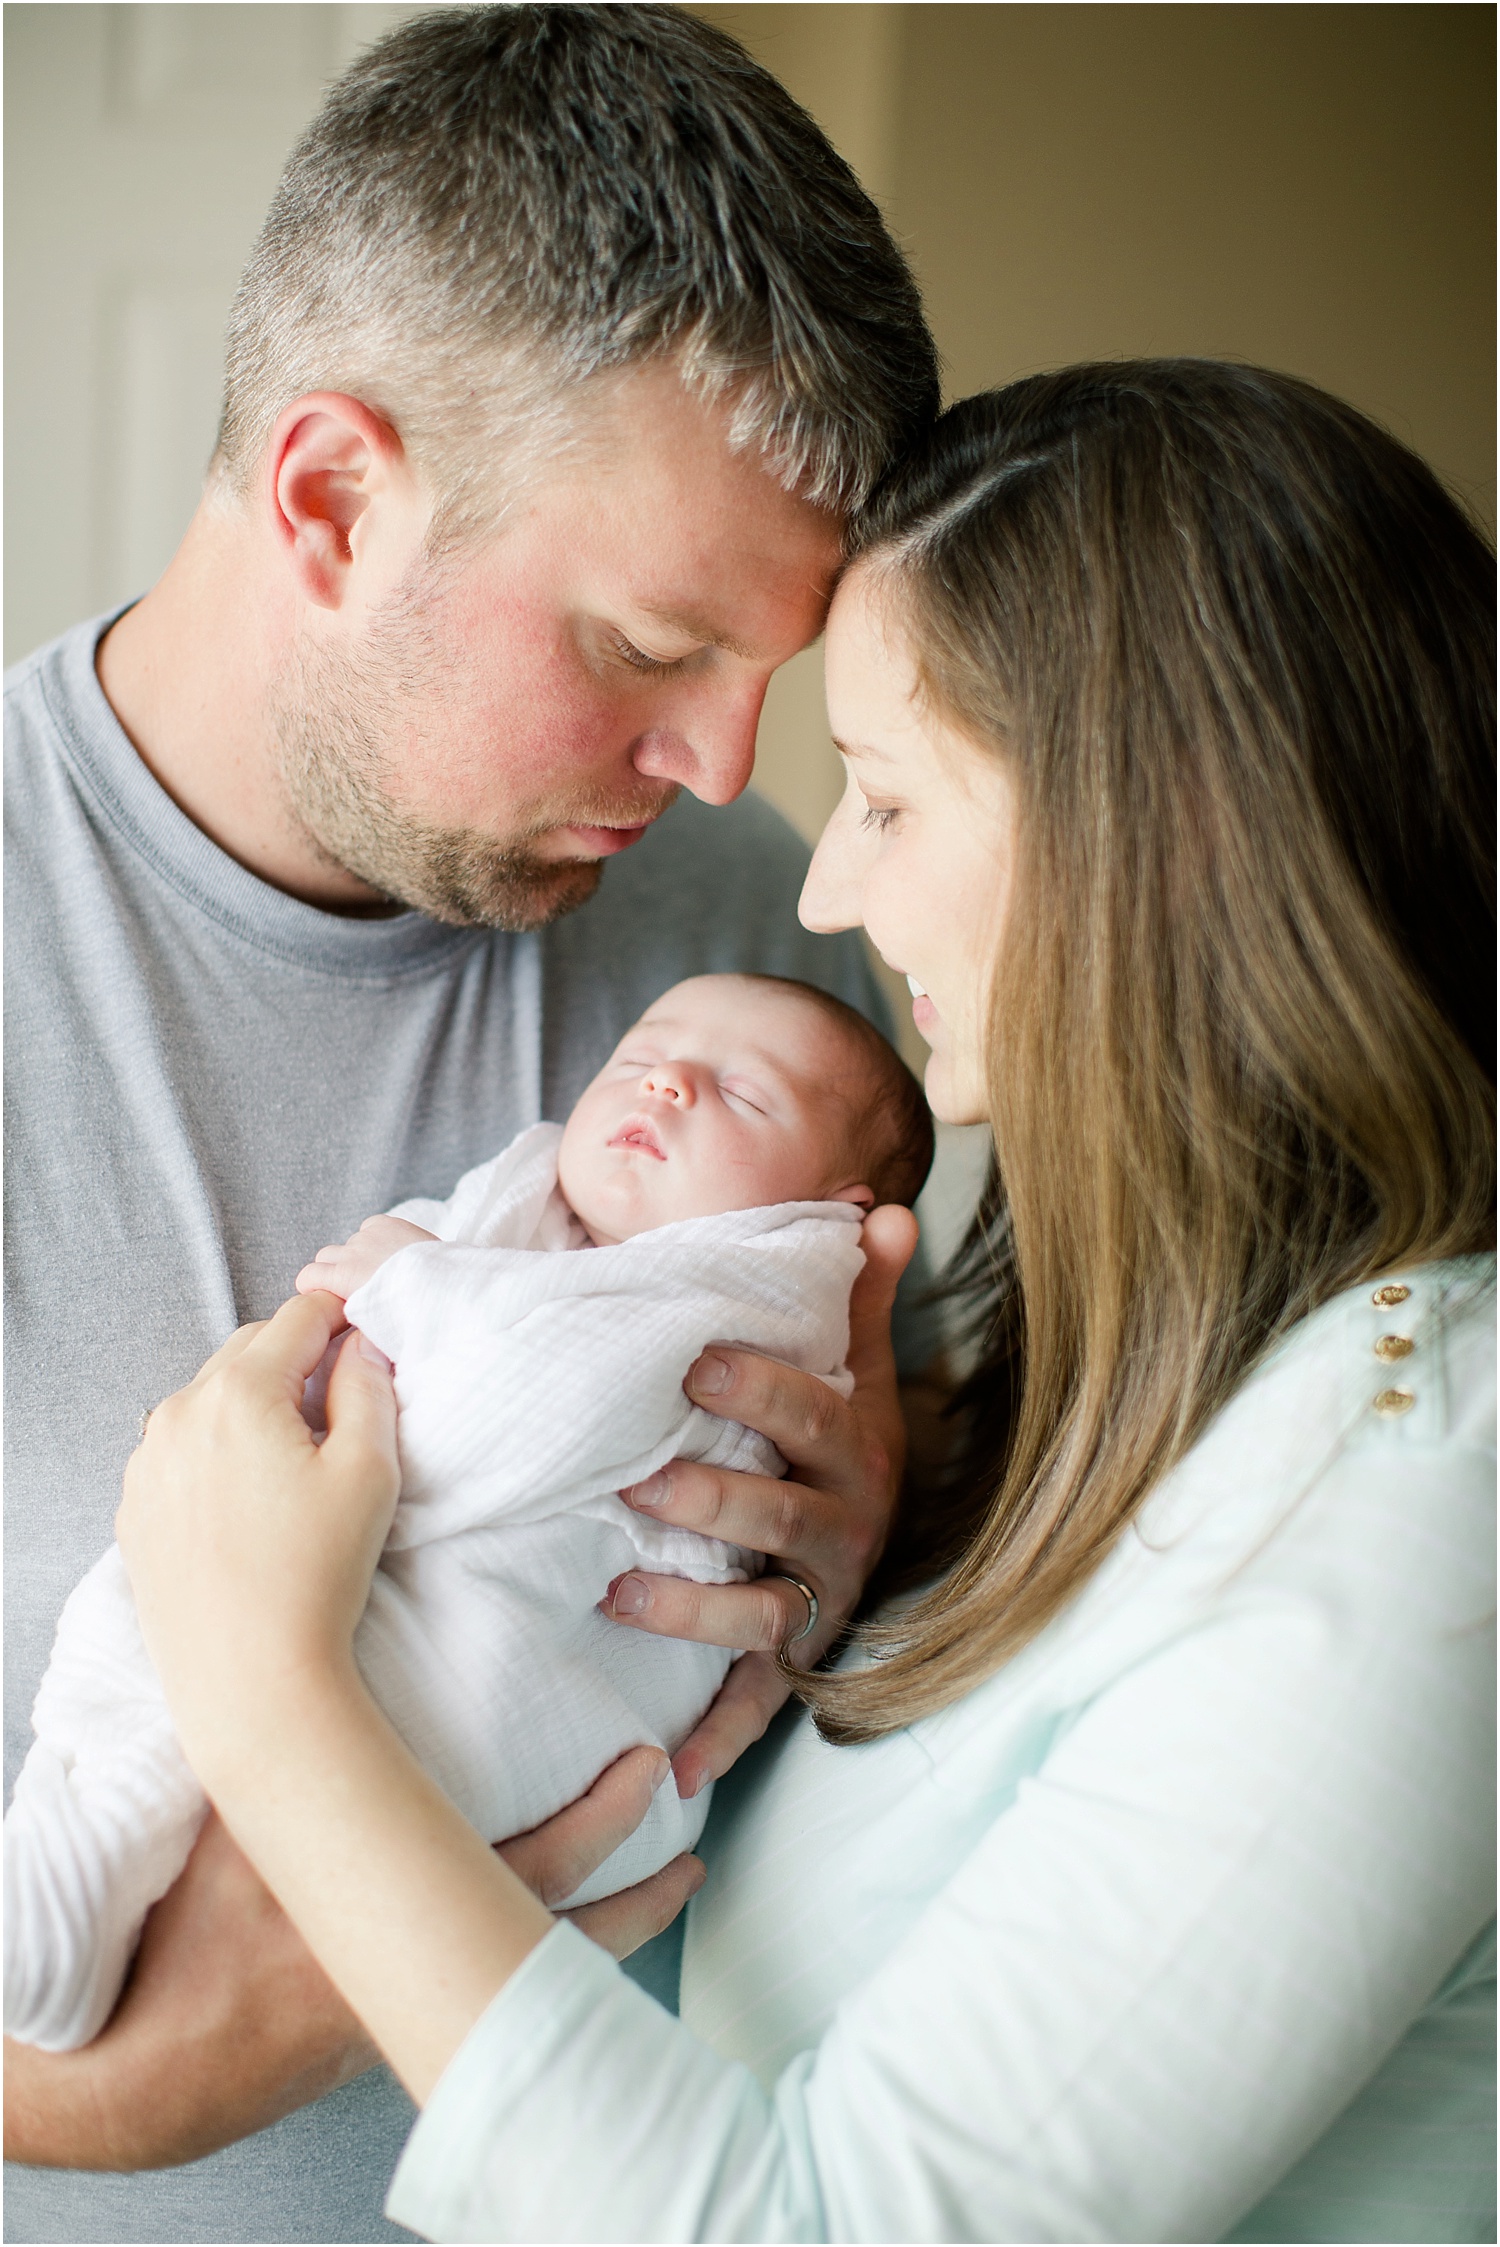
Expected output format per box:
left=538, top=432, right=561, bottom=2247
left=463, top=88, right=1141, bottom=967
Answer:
left=218, top=4, right=939, bottom=533
left=750, top=976, right=935, bottom=1210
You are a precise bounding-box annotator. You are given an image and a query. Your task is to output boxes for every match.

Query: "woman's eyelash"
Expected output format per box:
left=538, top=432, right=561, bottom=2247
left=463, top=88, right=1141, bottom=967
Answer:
left=612, top=633, right=688, bottom=678
left=860, top=803, right=901, bottom=832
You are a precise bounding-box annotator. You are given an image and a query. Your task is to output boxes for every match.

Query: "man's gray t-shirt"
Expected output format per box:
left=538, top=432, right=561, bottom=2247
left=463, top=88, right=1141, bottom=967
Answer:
left=4, top=614, right=890, bottom=2245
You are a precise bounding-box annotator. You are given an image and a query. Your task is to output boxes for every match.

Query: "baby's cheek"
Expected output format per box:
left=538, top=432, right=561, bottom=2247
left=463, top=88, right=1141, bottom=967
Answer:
left=771, top=1129, right=840, bottom=1203
left=555, top=1119, right=590, bottom=1209
left=556, top=1116, right=626, bottom=1241
left=716, top=1135, right=812, bottom=1210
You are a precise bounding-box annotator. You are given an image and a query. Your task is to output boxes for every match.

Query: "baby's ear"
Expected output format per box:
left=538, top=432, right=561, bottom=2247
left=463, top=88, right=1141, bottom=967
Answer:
left=829, top=1181, right=876, bottom=1211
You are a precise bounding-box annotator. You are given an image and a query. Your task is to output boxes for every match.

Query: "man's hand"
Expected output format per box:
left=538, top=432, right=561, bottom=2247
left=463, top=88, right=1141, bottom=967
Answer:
left=604, top=1202, right=918, bottom=1798
left=295, top=1214, right=436, bottom=1303
left=4, top=1812, right=376, bottom=2173
left=4, top=1750, right=702, bottom=2173
left=499, top=1744, right=705, bottom=1957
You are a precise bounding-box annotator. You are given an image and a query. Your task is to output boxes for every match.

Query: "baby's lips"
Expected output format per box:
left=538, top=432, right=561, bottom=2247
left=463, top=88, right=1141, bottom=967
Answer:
left=607, top=1112, right=667, bottom=1159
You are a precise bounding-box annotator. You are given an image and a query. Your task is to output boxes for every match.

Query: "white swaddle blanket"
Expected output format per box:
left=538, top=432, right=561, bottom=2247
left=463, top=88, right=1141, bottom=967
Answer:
left=5, top=1124, right=864, bottom=2051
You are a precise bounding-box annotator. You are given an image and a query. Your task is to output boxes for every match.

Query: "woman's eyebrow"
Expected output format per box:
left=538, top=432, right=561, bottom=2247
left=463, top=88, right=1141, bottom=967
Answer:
left=831, top=735, right=897, bottom=764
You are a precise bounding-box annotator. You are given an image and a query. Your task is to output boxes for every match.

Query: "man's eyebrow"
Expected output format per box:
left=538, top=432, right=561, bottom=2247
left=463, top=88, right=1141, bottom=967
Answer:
left=637, top=606, right=760, bottom=662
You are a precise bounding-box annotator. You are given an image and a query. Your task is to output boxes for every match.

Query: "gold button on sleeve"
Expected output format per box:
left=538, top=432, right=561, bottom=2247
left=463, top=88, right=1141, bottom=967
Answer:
left=1372, top=1283, right=1412, bottom=1307
left=1373, top=1333, right=1415, bottom=1361
left=1373, top=1387, right=1416, bottom=1416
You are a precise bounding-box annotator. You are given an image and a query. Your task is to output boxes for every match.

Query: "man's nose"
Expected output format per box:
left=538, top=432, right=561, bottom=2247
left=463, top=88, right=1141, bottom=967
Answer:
left=631, top=679, right=767, bottom=807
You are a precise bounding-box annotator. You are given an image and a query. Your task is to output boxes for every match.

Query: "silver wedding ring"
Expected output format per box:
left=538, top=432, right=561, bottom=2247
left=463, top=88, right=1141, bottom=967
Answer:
left=769, top=1572, right=819, bottom=1647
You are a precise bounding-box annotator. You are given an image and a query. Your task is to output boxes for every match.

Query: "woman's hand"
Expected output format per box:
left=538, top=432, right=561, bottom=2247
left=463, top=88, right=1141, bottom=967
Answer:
left=117, top=1292, right=400, bottom=1789
left=115, top=1309, right=706, bottom=2106
left=606, top=1202, right=919, bottom=1797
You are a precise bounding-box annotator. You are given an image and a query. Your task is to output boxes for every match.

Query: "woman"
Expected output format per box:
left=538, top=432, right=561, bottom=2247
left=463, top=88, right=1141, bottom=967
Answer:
left=119, top=361, right=1495, bottom=2242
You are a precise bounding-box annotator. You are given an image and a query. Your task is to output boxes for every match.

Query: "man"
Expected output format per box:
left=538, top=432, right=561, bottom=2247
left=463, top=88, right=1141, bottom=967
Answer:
left=3, top=7, right=938, bottom=2241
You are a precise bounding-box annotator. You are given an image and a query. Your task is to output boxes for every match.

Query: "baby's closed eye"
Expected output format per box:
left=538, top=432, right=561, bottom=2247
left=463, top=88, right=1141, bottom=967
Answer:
left=719, top=1081, right=767, bottom=1114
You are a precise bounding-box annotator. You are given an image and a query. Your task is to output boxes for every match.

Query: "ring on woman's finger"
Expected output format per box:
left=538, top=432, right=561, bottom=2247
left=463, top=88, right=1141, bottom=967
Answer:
left=766, top=1572, right=819, bottom=1646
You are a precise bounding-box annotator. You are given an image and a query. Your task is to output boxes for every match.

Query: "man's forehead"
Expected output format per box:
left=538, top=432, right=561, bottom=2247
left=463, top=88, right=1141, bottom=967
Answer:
left=554, top=365, right=846, bottom=552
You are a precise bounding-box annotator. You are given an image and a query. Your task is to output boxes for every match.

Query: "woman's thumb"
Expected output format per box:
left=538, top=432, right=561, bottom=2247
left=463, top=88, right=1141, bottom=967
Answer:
left=322, top=1327, right=399, bottom=1483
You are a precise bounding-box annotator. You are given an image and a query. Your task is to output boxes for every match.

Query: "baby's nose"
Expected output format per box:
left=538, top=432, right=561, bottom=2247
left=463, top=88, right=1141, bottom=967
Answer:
left=641, top=1066, right=692, bottom=1104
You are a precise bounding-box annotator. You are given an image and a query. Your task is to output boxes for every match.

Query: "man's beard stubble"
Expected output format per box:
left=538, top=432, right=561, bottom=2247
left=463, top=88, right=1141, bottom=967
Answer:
left=271, top=623, right=675, bottom=933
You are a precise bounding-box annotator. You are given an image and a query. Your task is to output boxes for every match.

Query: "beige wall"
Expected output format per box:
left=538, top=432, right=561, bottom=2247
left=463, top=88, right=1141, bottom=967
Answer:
left=8, top=3, right=1492, bottom=863
left=695, top=1, right=1495, bottom=850
left=898, top=6, right=1493, bottom=513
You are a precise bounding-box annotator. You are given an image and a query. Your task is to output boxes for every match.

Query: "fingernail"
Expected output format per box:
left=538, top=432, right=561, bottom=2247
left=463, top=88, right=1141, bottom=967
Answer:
left=624, top=1470, right=670, bottom=1510
left=689, top=1351, right=733, bottom=1396
left=358, top=1336, right=393, bottom=1372
left=650, top=1754, right=672, bottom=1794
left=608, top=1573, right=652, bottom=1617
left=674, top=1760, right=701, bottom=1801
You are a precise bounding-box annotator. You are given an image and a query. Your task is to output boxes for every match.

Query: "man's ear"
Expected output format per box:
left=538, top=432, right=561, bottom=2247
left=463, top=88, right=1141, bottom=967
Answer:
left=829, top=1181, right=877, bottom=1211
left=265, top=393, right=419, bottom=611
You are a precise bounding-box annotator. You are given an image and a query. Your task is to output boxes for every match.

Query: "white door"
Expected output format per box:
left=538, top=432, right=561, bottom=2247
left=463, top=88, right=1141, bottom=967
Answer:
left=4, top=2, right=422, bottom=667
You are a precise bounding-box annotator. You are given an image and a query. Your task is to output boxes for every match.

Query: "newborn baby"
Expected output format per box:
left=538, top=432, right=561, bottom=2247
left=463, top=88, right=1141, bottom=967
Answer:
left=6, top=974, right=932, bottom=2051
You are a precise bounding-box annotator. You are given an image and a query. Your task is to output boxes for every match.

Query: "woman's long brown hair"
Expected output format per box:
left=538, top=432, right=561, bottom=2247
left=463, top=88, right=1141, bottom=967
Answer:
left=799, top=361, right=1495, bottom=1745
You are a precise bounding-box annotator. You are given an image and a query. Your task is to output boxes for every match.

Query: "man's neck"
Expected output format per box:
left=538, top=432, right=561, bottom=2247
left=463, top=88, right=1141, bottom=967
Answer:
left=95, top=502, right=392, bottom=914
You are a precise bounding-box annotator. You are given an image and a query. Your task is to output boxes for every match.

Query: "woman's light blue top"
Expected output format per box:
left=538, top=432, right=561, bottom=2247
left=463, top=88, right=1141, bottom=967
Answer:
left=388, top=1259, right=1495, bottom=2243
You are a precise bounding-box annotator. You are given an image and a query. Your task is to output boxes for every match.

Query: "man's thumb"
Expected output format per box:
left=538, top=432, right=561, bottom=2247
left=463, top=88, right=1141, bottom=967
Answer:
left=848, top=1203, right=919, bottom=1371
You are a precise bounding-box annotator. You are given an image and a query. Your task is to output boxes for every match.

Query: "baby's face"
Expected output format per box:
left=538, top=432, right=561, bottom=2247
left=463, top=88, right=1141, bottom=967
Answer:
left=558, top=977, right=874, bottom=1246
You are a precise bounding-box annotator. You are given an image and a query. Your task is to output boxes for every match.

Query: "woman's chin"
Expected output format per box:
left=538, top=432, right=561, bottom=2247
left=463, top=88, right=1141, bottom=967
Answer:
left=921, top=1050, right=988, bottom=1131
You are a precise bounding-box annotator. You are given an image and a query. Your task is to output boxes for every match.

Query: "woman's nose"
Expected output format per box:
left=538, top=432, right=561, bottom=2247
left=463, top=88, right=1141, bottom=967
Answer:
left=799, top=799, right=865, bottom=932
